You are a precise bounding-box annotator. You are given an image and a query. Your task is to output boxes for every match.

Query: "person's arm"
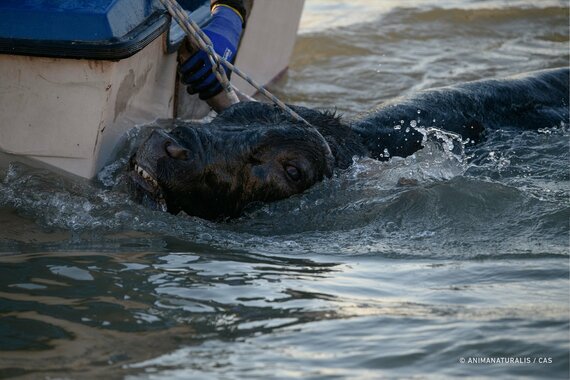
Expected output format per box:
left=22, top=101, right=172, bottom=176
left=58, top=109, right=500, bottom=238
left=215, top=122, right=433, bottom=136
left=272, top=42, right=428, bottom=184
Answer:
left=179, top=0, right=247, bottom=106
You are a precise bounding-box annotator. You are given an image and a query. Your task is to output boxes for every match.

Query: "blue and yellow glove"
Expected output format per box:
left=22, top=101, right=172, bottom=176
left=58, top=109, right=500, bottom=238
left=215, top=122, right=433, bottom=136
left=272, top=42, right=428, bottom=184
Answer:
left=180, top=2, right=245, bottom=100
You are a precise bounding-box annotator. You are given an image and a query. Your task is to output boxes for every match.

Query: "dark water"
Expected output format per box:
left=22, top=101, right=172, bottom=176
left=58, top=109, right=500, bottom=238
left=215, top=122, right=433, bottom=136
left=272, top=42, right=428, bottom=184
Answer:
left=1, top=1, right=569, bottom=379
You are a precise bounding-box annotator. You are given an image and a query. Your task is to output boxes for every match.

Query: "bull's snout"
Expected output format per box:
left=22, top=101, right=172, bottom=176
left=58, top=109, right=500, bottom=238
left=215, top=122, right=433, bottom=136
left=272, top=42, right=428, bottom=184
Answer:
left=146, top=130, right=189, bottom=161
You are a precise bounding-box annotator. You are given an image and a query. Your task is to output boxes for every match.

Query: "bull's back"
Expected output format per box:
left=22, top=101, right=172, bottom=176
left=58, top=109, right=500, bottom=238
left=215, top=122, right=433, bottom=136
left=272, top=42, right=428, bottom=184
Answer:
left=351, top=68, right=569, bottom=160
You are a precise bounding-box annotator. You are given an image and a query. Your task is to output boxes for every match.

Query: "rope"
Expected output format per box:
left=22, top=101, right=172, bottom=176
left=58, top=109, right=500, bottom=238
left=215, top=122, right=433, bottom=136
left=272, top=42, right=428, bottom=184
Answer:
left=158, top=0, right=313, bottom=127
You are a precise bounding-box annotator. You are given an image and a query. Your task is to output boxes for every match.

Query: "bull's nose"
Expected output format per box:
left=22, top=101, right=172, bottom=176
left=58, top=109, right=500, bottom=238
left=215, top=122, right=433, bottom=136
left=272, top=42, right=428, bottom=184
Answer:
left=147, top=130, right=189, bottom=161
left=165, top=141, right=189, bottom=160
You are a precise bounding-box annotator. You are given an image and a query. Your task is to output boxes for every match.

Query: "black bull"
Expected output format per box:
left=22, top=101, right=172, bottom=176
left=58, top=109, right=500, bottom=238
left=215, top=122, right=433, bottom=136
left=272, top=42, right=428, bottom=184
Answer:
left=130, top=68, right=569, bottom=220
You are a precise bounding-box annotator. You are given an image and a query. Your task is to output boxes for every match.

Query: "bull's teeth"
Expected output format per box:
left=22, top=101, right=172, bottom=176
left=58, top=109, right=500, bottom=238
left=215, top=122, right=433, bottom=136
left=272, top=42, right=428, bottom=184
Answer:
left=134, top=164, right=159, bottom=188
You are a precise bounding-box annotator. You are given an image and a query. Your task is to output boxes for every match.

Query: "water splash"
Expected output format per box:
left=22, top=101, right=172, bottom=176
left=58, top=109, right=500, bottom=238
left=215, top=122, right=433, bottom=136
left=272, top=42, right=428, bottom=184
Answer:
left=1, top=163, right=132, bottom=232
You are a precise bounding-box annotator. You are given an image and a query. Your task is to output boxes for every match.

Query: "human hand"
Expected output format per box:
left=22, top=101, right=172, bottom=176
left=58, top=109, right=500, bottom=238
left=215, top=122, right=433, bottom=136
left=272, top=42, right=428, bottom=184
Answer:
left=179, top=5, right=244, bottom=100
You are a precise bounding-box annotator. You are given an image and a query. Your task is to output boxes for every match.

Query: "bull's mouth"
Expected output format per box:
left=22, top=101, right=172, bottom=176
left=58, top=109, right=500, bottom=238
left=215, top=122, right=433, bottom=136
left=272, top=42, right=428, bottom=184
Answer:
left=129, top=162, right=168, bottom=212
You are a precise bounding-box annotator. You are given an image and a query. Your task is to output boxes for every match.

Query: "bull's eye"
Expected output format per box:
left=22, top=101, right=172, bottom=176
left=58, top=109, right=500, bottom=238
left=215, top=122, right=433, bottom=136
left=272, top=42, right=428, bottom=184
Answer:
left=285, top=165, right=301, bottom=182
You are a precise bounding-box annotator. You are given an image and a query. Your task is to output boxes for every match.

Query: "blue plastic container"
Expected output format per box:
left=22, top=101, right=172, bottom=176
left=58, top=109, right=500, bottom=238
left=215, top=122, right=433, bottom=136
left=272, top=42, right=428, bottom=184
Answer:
left=0, top=0, right=209, bottom=59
